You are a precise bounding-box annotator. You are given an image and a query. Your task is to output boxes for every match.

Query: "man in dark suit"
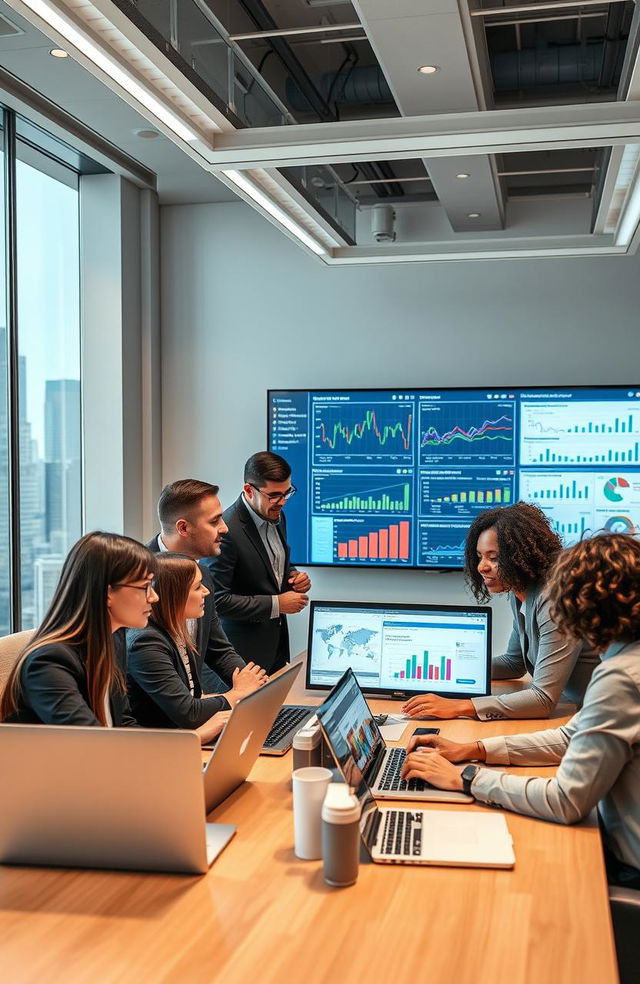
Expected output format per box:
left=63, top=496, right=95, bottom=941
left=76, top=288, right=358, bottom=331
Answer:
left=146, top=479, right=266, bottom=697
left=210, top=452, right=311, bottom=674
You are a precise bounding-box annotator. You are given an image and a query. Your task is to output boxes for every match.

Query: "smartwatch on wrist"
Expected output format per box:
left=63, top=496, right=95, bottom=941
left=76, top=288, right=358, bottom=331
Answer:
left=461, top=764, right=480, bottom=797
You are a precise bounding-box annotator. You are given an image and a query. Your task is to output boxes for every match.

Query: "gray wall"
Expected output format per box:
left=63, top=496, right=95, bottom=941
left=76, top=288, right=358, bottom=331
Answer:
left=160, top=200, right=639, bottom=656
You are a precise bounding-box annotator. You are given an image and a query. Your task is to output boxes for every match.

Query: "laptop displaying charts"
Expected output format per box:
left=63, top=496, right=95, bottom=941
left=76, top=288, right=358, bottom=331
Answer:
left=0, top=726, right=236, bottom=875
left=203, top=661, right=302, bottom=811
left=315, top=668, right=472, bottom=804
left=306, top=600, right=492, bottom=699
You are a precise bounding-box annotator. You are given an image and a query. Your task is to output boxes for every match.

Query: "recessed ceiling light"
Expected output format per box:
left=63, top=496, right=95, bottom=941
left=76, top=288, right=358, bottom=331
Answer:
left=49, top=48, right=68, bottom=58
left=417, top=65, right=439, bottom=75
left=456, top=173, right=470, bottom=179
left=134, top=127, right=160, bottom=139
left=467, top=212, right=481, bottom=218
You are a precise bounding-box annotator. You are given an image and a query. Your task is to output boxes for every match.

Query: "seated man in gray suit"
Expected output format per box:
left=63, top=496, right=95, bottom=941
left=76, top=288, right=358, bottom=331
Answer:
left=147, top=478, right=266, bottom=698
left=210, top=452, right=311, bottom=674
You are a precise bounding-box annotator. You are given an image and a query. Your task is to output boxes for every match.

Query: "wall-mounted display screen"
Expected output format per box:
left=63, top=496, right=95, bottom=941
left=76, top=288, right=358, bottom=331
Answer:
left=268, top=386, right=640, bottom=570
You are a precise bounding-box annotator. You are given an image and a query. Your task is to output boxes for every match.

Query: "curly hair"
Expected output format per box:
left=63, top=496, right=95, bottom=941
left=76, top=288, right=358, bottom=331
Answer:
left=464, top=501, right=563, bottom=602
left=547, top=534, right=640, bottom=651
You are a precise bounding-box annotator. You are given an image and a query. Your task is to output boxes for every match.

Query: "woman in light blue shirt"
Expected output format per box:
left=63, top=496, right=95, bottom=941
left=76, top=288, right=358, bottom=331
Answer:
left=402, top=532, right=640, bottom=886
left=403, top=502, right=598, bottom=720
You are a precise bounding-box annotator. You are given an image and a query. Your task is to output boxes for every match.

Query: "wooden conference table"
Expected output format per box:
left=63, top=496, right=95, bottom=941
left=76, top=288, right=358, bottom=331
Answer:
left=0, top=671, right=618, bottom=984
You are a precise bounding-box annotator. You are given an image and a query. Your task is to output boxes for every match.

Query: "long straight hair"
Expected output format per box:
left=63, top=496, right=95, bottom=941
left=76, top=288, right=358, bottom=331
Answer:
left=0, top=532, right=154, bottom=724
left=149, top=554, right=200, bottom=653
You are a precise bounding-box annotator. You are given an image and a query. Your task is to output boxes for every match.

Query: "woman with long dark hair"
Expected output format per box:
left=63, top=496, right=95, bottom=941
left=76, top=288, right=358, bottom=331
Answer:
left=403, top=502, right=598, bottom=720
left=0, top=532, right=156, bottom=726
left=401, top=533, right=640, bottom=885
left=126, top=553, right=265, bottom=732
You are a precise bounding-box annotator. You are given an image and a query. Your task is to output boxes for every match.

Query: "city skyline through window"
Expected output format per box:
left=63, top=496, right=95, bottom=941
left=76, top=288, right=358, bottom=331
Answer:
left=0, top=117, right=82, bottom=634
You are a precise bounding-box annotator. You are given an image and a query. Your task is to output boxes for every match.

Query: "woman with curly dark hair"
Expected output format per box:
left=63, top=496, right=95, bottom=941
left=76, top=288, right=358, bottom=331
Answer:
left=400, top=533, right=640, bottom=885
left=403, top=501, right=598, bottom=720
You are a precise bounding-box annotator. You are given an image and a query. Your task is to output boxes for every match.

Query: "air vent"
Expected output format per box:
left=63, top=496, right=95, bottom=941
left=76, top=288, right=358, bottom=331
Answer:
left=0, top=13, right=24, bottom=38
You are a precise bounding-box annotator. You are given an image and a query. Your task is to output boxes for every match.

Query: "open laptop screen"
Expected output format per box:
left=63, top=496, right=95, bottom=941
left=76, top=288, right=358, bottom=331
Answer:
left=307, top=600, right=492, bottom=699
left=315, top=668, right=384, bottom=792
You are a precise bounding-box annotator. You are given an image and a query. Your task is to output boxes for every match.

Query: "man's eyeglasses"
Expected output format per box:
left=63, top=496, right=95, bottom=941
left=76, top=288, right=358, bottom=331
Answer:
left=112, top=581, right=155, bottom=599
left=249, top=483, right=297, bottom=503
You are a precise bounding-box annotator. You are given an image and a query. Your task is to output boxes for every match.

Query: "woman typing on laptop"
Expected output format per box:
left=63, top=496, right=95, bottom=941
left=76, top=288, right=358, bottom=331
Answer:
left=402, top=502, right=599, bottom=721
left=126, top=554, right=266, bottom=732
left=0, top=534, right=234, bottom=746
left=401, top=533, right=640, bottom=886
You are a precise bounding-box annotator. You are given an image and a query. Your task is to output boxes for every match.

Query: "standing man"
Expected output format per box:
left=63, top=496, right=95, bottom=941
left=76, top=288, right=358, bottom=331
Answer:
left=147, top=479, right=266, bottom=701
left=211, top=452, right=311, bottom=674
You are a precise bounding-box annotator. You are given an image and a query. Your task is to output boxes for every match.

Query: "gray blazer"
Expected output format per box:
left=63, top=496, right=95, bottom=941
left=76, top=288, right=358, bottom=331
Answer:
left=472, top=639, right=640, bottom=873
left=471, top=584, right=599, bottom=720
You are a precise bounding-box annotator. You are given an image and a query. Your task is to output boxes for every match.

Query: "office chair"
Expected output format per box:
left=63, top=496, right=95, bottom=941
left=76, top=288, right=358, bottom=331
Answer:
left=0, top=630, right=34, bottom=698
left=609, top=885, right=640, bottom=984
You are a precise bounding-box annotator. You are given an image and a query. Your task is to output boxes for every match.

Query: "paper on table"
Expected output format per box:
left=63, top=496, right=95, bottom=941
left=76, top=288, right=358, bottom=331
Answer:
left=379, top=716, right=408, bottom=741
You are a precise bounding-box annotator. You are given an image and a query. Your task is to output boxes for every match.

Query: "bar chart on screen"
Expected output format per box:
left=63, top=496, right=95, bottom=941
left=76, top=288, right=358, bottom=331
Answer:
left=379, top=617, right=488, bottom=693
left=333, top=518, right=412, bottom=563
left=420, top=469, right=515, bottom=518
left=520, top=401, right=640, bottom=465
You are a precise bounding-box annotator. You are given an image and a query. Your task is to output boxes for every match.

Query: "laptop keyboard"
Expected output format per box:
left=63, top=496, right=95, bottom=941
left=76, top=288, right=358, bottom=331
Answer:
left=380, top=809, right=423, bottom=857
left=378, top=747, right=430, bottom=792
left=263, top=706, right=312, bottom=748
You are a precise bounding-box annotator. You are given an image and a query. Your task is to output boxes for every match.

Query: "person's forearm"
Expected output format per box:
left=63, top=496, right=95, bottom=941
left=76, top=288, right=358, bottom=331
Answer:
left=472, top=685, right=554, bottom=721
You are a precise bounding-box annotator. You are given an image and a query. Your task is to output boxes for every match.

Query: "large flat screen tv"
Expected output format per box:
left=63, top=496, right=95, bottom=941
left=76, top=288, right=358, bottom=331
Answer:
left=268, top=386, right=640, bottom=570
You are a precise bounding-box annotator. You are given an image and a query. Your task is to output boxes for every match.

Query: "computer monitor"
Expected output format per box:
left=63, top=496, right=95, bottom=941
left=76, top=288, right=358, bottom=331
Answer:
left=306, top=599, right=491, bottom=699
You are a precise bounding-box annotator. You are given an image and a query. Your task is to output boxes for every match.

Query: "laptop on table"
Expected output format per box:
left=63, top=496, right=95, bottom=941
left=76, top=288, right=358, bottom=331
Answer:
left=316, top=670, right=514, bottom=869
left=203, top=660, right=302, bottom=810
left=0, top=726, right=235, bottom=875
left=316, top=667, right=472, bottom=803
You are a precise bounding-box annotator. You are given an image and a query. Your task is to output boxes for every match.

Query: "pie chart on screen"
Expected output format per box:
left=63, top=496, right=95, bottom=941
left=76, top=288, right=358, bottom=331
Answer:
left=603, top=477, right=630, bottom=503
left=604, top=515, right=635, bottom=534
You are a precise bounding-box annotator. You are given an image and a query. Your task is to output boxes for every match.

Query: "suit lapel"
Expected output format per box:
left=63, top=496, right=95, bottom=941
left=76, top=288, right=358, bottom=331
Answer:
left=238, top=499, right=281, bottom=591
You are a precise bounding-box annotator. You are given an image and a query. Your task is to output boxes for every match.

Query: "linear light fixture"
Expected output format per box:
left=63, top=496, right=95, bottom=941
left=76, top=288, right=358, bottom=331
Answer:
left=222, top=169, right=328, bottom=256
left=21, top=0, right=201, bottom=143
left=616, top=175, right=640, bottom=246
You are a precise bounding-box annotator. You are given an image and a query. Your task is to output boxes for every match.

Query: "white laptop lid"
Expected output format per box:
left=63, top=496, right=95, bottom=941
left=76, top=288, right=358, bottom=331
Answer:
left=203, top=660, right=302, bottom=813
left=0, top=726, right=212, bottom=874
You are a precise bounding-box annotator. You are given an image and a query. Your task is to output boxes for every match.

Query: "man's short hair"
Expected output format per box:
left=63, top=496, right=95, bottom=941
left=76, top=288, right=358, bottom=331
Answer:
left=158, top=479, right=219, bottom=532
left=244, top=452, right=291, bottom=487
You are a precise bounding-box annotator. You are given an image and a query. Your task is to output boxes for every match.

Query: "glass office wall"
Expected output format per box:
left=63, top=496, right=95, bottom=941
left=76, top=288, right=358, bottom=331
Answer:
left=16, top=151, right=80, bottom=628
left=0, top=111, right=82, bottom=633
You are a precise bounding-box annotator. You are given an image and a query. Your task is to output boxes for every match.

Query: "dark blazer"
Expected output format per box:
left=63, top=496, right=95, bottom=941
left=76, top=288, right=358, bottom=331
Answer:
left=145, top=536, right=245, bottom=692
left=209, top=496, right=294, bottom=673
left=126, top=622, right=230, bottom=729
left=5, top=632, right=137, bottom=727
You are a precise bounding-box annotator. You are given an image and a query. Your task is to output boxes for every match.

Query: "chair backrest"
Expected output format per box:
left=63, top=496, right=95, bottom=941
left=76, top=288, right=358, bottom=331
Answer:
left=0, top=630, right=35, bottom=699
left=609, top=886, right=640, bottom=984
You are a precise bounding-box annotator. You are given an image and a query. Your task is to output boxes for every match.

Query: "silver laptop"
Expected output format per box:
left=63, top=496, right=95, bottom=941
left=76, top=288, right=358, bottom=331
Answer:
left=357, top=780, right=515, bottom=868
left=316, top=668, right=473, bottom=804
left=0, top=725, right=236, bottom=875
left=203, top=660, right=302, bottom=812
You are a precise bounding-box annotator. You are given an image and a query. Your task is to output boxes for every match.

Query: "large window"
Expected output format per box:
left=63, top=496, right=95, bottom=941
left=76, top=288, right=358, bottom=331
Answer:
left=0, top=111, right=82, bottom=634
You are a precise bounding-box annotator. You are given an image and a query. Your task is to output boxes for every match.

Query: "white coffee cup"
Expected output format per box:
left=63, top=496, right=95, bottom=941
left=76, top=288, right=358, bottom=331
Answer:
left=292, top=766, right=334, bottom=860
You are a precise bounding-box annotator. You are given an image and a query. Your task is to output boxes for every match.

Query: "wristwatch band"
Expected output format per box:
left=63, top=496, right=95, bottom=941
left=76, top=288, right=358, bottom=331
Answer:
left=461, top=764, right=479, bottom=797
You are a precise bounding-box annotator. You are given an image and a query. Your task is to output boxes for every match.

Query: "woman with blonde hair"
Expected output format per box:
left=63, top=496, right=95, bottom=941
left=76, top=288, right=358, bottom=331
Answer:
left=126, top=553, right=265, bottom=732
left=401, top=532, right=640, bottom=885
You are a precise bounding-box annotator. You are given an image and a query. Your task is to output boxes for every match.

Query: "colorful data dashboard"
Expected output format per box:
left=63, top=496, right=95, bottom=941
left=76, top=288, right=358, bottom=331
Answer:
left=269, top=387, right=640, bottom=569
